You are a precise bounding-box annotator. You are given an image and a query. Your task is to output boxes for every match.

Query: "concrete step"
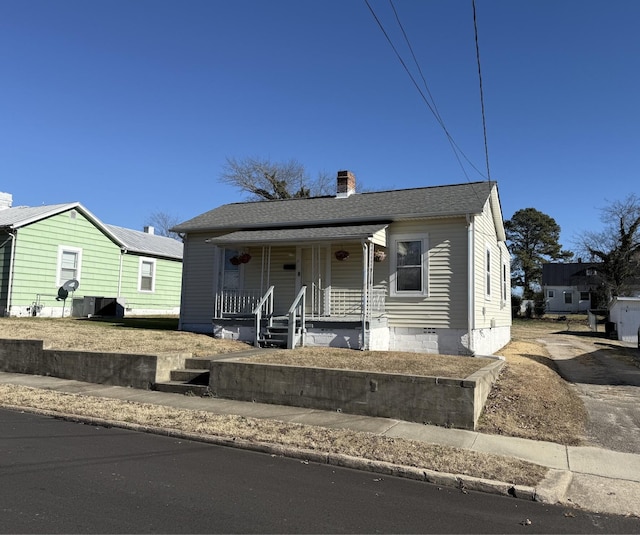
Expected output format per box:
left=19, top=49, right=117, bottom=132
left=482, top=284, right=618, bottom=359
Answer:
left=154, top=381, right=211, bottom=396
left=169, top=368, right=210, bottom=384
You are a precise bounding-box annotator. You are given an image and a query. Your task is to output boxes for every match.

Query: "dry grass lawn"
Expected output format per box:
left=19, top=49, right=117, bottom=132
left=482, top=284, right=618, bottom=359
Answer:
left=0, top=314, right=594, bottom=486
left=247, top=348, right=493, bottom=377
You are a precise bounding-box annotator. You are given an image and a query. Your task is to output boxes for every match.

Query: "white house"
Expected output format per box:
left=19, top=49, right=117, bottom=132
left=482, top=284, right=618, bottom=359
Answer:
left=542, top=262, right=603, bottom=313
left=609, top=296, right=640, bottom=344
left=173, top=172, right=511, bottom=356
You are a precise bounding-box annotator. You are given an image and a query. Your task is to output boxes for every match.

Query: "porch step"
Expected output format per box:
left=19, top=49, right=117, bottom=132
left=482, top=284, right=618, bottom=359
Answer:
left=154, top=381, right=211, bottom=396
left=154, top=365, right=211, bottom=396
left=169, top=368, right=210, bottom=384
left=258, top=323, right=303, bottom=348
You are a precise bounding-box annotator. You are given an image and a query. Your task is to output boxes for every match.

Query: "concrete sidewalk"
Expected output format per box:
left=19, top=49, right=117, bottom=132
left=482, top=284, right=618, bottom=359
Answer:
left=1, top=371, right=639, bottom=517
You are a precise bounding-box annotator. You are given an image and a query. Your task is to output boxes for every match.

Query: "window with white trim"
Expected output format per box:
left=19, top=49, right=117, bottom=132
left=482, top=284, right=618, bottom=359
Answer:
left=564, top=292, right=573, bottom=304
left=547, top=290, right=555, bottom=298
left=390, top=234, right=428, bottom=297
left=485, top=247, right=492, bottom=299
left=138, top=258, right=156, bottom=292
left=57, top=246, right=82, bottom=286
left=502, top=263, right=508, bottom=303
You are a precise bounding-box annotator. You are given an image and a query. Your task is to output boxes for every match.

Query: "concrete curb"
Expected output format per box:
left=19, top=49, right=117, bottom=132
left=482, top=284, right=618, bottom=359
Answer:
left=1, top=403, right=554, bottom=504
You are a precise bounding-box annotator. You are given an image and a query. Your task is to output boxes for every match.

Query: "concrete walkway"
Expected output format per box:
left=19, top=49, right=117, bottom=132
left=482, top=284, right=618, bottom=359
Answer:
left=1, top=371, right=640, bottom=517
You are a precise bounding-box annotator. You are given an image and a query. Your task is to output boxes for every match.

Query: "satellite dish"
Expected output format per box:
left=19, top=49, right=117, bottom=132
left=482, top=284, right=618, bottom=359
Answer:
left=56, top=287, right=69, bottom=301
left=63, top=279, right=80, bottom=291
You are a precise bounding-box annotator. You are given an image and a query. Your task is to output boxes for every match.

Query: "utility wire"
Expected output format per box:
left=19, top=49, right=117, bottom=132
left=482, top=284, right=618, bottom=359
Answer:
left=472, top=0, right=492, bottom=181
left=364, top=0, right=488, bottom=184
left=387, top=0, right=488, bottom=182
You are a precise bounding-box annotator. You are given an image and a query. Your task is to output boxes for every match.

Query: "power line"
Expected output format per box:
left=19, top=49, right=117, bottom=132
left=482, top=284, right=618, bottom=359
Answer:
left=472, top=0, right=492, bottom=181
left=364, top=0, right=489, bottom=183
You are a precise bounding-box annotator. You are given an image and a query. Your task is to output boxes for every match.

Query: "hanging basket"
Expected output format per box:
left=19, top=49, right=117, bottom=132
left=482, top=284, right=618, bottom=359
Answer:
left=229, top=255, right=241, bottom=266
left=239, top=253, right=252, bottom=264
left=335, top=250, right=350, bottom=261
left=373, top=250, right=387, bottom=262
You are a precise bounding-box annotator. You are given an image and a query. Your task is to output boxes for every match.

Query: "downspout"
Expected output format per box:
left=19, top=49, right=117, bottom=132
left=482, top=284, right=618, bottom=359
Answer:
left=118, top=248, right=126, bottom=298
left=5, top=230, right=16, bottom=316
left=466, top=214, right=475, bottom=355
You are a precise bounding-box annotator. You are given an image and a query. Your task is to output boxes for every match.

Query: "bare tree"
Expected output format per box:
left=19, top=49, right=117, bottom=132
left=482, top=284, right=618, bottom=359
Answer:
left=146, top=211, right=183, bottom=241
left=577, top=194, right=640, bottom=298
left=220, top=156, right=333, bottom=201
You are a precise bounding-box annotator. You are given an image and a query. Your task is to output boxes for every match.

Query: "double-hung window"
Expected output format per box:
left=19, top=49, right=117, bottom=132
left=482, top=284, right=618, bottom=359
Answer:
left=57, top=246, right=82, bottom=285
left=390, top=234, right=428, bottom=297
left=139, top=258, right=156, bottom=292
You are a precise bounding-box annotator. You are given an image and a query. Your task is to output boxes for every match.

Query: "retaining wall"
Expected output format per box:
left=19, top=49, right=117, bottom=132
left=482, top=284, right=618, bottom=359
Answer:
left=0, top=338, right=187, bottom=390
left=209, top=357, right=504, bottom=430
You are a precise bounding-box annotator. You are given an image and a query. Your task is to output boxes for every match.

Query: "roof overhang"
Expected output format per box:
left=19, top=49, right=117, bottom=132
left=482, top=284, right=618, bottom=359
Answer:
left=206, top=223, right=389, bottom=247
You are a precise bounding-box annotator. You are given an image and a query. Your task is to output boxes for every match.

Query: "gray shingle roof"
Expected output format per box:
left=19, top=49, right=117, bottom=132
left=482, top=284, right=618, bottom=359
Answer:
left=174, top=181, right=497, bottom=233
left=106, top=225, right=183, bottom=260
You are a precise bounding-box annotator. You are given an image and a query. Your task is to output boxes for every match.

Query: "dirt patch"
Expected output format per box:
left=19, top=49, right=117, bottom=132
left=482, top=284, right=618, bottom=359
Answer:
left=247, top=348, right=493, bottom=377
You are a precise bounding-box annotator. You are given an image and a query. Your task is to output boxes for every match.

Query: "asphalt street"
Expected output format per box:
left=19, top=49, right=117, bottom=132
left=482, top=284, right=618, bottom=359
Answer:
left=1, top=409, right=639, bottom=534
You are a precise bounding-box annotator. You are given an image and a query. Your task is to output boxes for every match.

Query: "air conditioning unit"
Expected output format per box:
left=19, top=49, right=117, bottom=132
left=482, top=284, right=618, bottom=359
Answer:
left=72, top=296, right=125, bottom=318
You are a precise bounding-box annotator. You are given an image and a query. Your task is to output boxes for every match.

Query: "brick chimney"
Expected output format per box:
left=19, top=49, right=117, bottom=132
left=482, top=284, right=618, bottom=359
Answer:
left=336, top=170, right=356, bottom=198
left=0, top=192, right=13, bottom=210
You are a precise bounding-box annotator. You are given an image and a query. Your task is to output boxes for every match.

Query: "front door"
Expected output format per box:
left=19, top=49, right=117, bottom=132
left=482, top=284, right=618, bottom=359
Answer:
left=299, top=245, right=329, bottom=316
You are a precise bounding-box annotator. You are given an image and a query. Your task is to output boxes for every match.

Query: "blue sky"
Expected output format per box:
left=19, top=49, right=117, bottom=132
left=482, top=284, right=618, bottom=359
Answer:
left=2, top=0, right=639, bottom=251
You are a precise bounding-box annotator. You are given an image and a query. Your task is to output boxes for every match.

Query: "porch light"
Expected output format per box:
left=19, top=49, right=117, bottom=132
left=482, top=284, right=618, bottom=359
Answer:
left=335, top=250, right=350, bottom=261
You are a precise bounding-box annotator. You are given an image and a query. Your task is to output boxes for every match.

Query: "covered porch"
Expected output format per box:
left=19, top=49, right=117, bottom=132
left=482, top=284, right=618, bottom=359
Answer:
left=207, top=223, right=389, bottom=349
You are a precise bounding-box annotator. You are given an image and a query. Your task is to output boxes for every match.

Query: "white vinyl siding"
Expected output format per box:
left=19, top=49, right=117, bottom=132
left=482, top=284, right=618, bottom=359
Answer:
left=57, top=245, right=82, bottom=286
left=473, top=198, right=511, bottom=329
left=138, top=258, right=156, bottom=292
left=178, top=233, right=217, bottom=329
left=385, top=219, right=467, bottom=329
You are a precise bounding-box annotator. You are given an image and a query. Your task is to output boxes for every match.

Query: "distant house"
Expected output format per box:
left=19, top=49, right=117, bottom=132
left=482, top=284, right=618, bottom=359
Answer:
left=542, top=262, right=603, bottom=313
left=0, top=193, right=183, bottom=317
left=173, top=172, right=511, bottom=355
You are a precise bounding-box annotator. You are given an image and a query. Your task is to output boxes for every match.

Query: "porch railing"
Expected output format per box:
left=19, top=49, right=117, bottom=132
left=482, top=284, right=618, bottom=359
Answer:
left=214, top=289, right=264, bottom=317
left=329, top=288, right=386, bottom=317
left=288, top=286, right=306, bottom=349
left=214, top=287, right=386, bottom=319
left=253, top=286, right=275, bottom=347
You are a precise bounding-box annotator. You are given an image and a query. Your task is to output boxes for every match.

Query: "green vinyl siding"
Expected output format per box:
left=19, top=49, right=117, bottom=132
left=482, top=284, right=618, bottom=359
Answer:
left=118, top=253, right=182, bottom=311
left=10, top=210, right=121, bottom=309
left=6, top=209, right=182, bottom=315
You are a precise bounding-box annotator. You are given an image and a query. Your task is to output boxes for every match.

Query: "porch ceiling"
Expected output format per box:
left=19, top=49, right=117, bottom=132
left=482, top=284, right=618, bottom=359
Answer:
left=206, top=223, right=388, bottom=247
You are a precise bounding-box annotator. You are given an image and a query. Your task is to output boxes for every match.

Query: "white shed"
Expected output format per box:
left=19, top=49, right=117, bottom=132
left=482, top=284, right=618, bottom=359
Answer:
left=609, top=297, right=640, bottom=343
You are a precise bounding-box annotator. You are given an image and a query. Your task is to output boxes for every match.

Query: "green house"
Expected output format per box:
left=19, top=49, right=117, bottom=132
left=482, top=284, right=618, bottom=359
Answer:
left=0, top=194, right=183, bottom=317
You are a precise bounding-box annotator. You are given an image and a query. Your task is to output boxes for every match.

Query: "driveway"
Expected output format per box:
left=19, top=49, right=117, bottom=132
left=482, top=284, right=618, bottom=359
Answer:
left=541, top=333, right=640, bottom=454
